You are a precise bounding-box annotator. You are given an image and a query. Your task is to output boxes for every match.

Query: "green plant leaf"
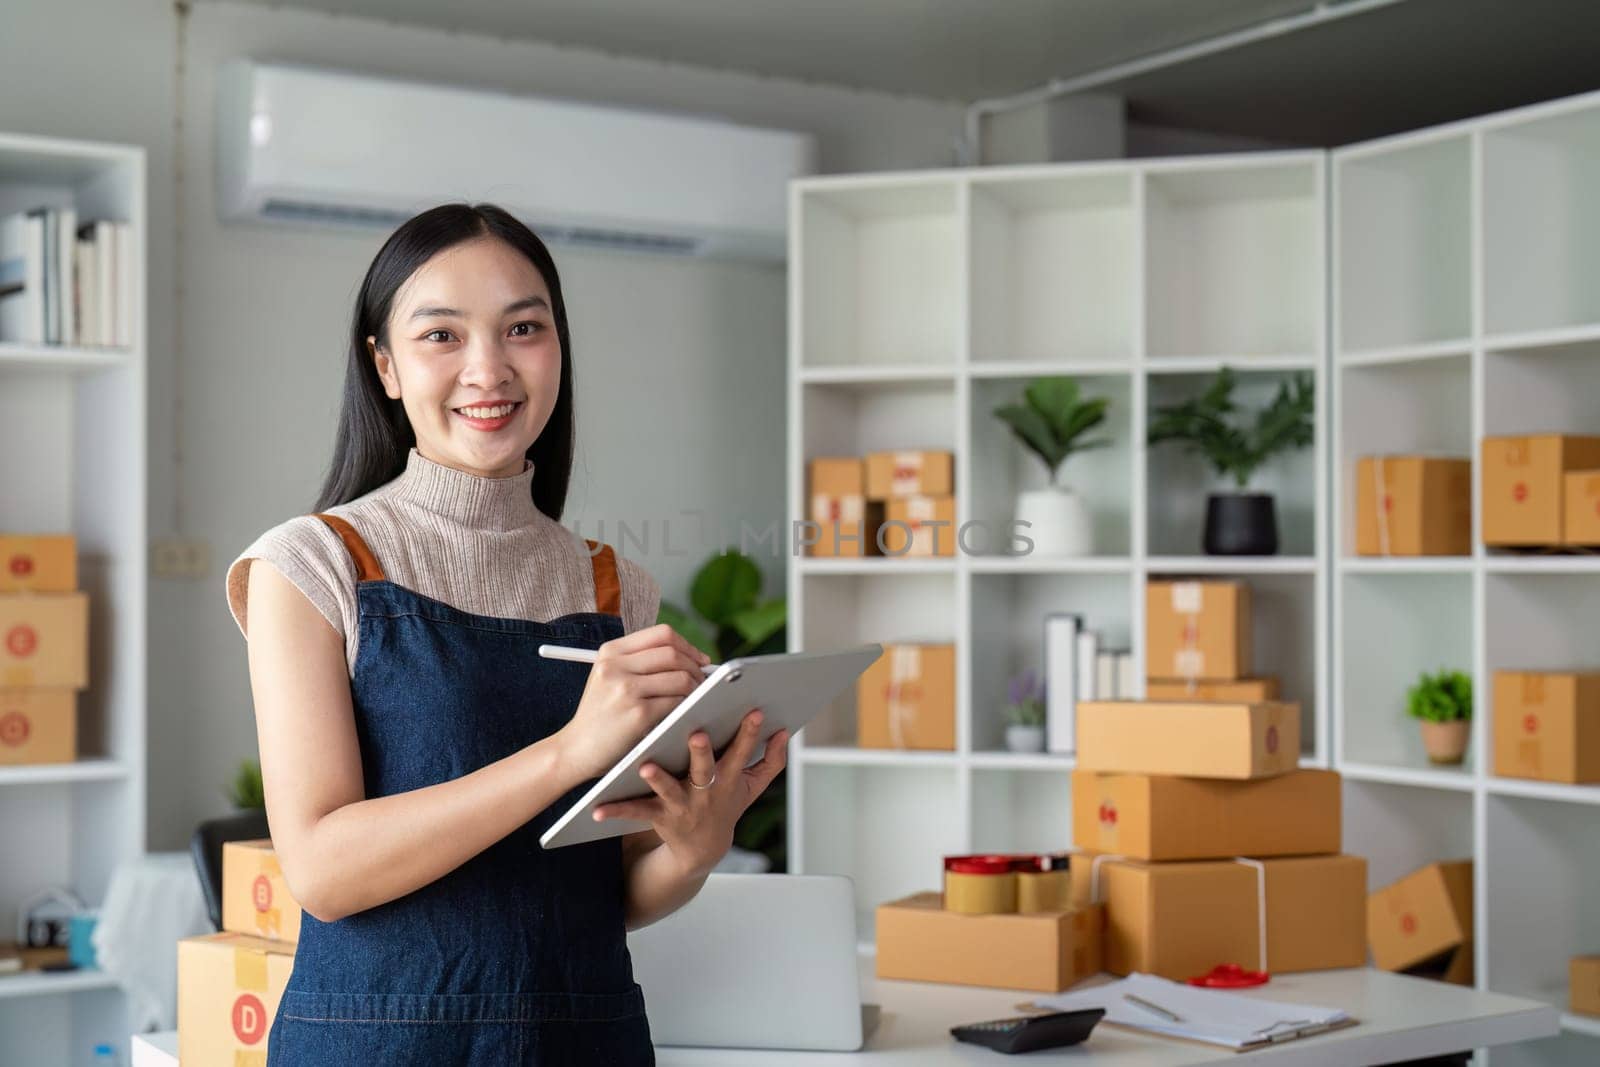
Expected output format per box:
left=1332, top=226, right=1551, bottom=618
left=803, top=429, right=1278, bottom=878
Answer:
left=226, top=758, right=265, bottom=810
left=728, top=598, right=788, bottom=657
left=1147, top=367, right=1314, bottom=488
left=994, top=402, right=1067, bottom=475
left=690, top=551, right=762, bottom=626
left=656, top=600, right=717, bottom=656
left=1405, top=669, right=1473, bottom=722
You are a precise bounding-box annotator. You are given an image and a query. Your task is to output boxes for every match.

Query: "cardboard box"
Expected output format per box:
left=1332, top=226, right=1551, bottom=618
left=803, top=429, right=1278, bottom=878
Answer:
left=809, top=457, right=866, bottom=529
left=865, top=450, right=953, bottom=500
left=1075, top=700, right=1299, bottom=779
left=1563, top=471, right=1600, bottom=545
left=0, top=689, right=76, bottom=765
left=1070, top=769, right=1340, bottom=861
left=223, top=840, right=302, bottom=945
left=805, top=509, right=885, bottom=557
left=0, top=536, right=77, bottom=593
left=881, top=495, right=956, bottom=557
left=1368, top=860, right=1473, bottom=981
left=1572, top=956, right=1600, bottom=1017
left=1482, top=434, right=1600, bottom=546
left=1069, top=853, right=1367, bottom=980
left=178, top=932, right=294, bottom=1067
left=1356, top=457, right=1472, bottom=556
left=876, top=892, right=1104, bottom=992
left=857, top=643, right=955, bottom=750
left=0, top=592, right=88, bottom=689
left=1144, top=677, right=1280, bottom=702
left=1493, top=671, right=1600, bottom=784
left=1145, top=580, right=1251, bottom=681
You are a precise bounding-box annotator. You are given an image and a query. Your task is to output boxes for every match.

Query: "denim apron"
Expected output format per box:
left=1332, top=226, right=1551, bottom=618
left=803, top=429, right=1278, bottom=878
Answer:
left=266, top=513, right=654, bottom=1065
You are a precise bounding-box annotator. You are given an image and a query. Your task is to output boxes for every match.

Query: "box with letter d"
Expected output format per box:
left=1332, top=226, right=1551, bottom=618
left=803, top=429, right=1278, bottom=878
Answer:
left=178, top=932, right=294, bottom=1066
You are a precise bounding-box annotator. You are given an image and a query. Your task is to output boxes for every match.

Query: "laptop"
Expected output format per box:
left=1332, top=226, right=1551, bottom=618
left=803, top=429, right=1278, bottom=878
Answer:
left=627, top=873, right=880, bottom=1051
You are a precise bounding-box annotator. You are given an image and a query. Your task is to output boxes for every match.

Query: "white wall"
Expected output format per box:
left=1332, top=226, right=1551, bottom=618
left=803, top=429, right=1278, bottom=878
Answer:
left=2, top=0, right=965, bottom=850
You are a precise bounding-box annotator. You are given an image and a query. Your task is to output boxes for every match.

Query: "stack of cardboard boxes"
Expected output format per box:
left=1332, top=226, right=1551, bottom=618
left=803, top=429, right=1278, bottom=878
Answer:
left=806, top=450, right=954, bottom=558
left=1143, top=579, right=1278, bottom=701
left=0, top=535, right=87, bottom=766
left=1481, top=434, right=1600, bottom=548
left=178, top=841, right=301, bottom=1064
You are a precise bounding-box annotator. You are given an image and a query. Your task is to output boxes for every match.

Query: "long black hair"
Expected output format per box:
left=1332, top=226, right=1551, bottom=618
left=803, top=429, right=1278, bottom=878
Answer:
left=314, top=203, right=575, bottom=520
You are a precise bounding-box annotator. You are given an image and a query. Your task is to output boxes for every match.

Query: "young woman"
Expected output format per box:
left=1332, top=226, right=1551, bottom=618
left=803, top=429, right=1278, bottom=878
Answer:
left=224, top=203, right=787, bottom=1064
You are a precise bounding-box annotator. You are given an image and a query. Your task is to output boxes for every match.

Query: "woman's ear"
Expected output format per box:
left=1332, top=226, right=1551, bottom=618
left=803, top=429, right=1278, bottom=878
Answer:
left=369, top=335, right=401, bottom=399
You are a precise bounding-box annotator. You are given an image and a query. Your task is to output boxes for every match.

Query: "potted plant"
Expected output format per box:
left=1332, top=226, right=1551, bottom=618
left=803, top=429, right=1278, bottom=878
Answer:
left=993, top=377, right=1112, bottom=557
left=1146, top=367, right=1314, bottom=555
left=1003, top=670, right=1047, bottom=753
left=1406, top=669, right=1472, bottom=765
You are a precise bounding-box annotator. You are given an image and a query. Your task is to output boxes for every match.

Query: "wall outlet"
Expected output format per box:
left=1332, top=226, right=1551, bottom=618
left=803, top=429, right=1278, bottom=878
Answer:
left=151, top=537, right=211, bottom=579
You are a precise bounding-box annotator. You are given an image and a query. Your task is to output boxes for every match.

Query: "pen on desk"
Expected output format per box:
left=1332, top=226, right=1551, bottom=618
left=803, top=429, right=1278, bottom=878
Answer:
left=537, top=644, right=719, bottom=674
left=1122, top=993, right=1184, bottom=1023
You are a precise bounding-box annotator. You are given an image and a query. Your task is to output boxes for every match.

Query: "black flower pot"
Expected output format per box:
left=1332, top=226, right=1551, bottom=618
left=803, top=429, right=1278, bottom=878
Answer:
left=1203, top=493, right=1278, bottom=556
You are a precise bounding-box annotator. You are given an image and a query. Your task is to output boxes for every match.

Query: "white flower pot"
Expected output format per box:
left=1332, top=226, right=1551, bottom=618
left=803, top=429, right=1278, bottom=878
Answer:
left=1005, top=724, right=1046, bottom=753
left=1015, top=487, right=1093, bottom=557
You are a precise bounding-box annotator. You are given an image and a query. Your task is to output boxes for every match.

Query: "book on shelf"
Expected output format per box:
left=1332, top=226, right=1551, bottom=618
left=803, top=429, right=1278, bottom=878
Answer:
left=1045, top=620, right=1134, bottom=753
left=0, top=206, right=130, bottom=347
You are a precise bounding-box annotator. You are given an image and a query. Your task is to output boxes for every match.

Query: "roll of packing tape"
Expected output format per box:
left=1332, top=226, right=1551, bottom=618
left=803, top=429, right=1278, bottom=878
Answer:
left=943, top=855, right=1018, bottom=914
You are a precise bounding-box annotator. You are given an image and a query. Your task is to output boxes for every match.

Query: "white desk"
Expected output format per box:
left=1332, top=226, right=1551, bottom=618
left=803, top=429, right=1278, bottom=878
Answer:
left=131, top=962, right=1559, bottom=1066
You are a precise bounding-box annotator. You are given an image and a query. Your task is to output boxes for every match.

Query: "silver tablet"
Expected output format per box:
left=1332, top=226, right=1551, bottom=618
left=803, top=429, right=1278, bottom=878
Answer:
left=539, top=643, right=882, bottom=849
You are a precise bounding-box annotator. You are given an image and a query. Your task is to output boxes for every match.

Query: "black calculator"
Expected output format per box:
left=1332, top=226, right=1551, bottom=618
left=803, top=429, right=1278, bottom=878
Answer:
left=950, top=1008, right=1105, bottom=1054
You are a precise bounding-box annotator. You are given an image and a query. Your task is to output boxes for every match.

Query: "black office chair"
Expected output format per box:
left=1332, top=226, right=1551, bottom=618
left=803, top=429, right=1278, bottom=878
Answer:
left=189, top=810, right=271, bottom=931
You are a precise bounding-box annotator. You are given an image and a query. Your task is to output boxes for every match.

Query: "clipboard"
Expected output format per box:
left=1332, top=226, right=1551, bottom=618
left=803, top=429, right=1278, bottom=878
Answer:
left=540, top=643, right=883, bottom=849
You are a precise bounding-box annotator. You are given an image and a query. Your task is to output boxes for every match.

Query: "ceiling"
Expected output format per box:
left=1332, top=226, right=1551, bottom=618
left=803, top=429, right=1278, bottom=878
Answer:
left=209, top=0, right=1600, bottom=146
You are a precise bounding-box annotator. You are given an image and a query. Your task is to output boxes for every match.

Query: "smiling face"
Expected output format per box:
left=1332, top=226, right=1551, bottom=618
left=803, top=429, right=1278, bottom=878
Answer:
left=369, top=236, right=562, bottom=479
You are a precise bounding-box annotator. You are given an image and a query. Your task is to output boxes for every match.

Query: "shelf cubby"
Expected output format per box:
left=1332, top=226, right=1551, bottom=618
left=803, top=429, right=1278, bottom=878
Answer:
left=970, top=768, right=1073, bottom=856
left=1341, top=779, right=1474, bottom=892
left=1482, top=335, right=1600, bottom=439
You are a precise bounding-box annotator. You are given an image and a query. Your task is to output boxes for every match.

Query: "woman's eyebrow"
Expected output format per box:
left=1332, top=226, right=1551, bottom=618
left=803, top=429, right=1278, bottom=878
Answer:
left=409, top=296, right=550, bottom=321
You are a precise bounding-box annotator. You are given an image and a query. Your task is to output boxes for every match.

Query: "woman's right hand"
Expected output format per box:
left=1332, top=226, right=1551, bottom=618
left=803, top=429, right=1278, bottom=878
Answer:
left=555, top=623, right=712, bottom=781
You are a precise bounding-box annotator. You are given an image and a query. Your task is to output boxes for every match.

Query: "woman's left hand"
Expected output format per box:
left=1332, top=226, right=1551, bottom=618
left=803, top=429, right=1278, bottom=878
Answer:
left=592, top=709, right=787, bottom=877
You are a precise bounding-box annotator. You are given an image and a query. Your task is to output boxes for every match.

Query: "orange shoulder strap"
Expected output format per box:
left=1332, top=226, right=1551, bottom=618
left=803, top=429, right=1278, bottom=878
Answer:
left=584, top=539, right=623, bottom=618
left=312, top=514, right=386, bottom=582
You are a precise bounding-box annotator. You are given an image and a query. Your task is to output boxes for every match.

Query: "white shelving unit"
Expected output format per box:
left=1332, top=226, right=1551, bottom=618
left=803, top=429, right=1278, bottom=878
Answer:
left=1333, top=90, right=1600, bottom=1063
left=786, top=150, right=1330, bottom=944
left=0, top=132, right=146, bottom=1064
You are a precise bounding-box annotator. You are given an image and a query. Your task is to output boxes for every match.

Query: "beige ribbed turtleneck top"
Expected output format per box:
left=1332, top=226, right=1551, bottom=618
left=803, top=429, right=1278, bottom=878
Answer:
left=225, top=447, right=660, bottom=675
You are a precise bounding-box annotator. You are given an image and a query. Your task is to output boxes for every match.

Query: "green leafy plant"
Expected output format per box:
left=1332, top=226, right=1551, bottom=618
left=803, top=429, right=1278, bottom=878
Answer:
left=993, top=377, right=1111, bottom=484
left=1406, top=669, right=1473, bottom=723
left=227, top=758, right=265, bottom=810
left=658, top=550, right=788, bottom=869
left=1004, top=670, right=1046, bottom=727
left=1146, top=367, right=1314, bottom=489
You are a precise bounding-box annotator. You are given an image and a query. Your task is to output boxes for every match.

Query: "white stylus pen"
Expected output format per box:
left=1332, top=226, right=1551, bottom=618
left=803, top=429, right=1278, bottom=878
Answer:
left=537, top=643, right=719, bottom=674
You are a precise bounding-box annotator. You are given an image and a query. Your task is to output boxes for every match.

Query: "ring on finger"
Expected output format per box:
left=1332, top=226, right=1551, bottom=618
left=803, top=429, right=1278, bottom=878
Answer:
left=689, top=772, right=717, bottom=790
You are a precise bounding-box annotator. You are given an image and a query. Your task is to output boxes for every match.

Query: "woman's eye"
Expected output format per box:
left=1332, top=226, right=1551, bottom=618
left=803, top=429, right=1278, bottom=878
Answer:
left=424, top=329, right=455, bottom=343
left=510, top=322, right=544, bottom=337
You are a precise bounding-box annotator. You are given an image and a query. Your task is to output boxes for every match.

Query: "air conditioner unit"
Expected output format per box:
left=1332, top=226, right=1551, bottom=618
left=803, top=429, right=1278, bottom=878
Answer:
left=216, top=60, right=815, bottom=261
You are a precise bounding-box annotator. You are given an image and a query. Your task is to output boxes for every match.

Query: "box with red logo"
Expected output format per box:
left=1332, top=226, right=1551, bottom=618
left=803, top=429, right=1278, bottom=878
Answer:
left=1355, top=457, right=1471, bottom=556
left=1068, top=853, right=1367, bottom=980
left=1572, top=956, right=1600, bottom=1016
left=1493, top=670, right=1600, bottom=784
left=1368, top=860, right=1473, bottom=984
left=857, top=643, right=955, bottom=750
left=1144, top=580, right=1251, bottom=681
left=0, top=592, right=88, bottom=689
left=1563, top=471, right=1600, bottom=545
left=881, top=495, right=956, bottom=557
left=1481, top=434, right=1600, bottom=546
left=178, top=932, right=294, bottom=1065
left=1070, top=769, right=1340, bottom=861
left=1075, top=700, right=1299, bottom=779
left=0, top=535, right=77, bottom=593
left=865, top=450, right=953, bottom=500
left=0, top=689, right=76, bottom=764
left=875, top=893, right=1104, bottom=992
left=223, top=840, right=302, bottom=946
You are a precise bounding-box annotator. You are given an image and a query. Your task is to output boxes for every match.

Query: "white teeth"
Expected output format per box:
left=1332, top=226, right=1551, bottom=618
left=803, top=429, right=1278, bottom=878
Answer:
left=458, top=403, right=516, bottom=419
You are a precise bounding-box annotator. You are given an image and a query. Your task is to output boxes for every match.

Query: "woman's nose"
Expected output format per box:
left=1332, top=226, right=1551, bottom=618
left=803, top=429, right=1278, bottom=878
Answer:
left=459, top=336, right=513, bottom=386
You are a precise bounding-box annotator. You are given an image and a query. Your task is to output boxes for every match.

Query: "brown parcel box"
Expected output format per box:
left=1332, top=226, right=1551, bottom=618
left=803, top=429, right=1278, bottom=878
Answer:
left=1075, top=700, right=1300, bottom=779
left=1572, top=956, right=1600, bottom=1017
left=1493, top=671, right=1600, bottom=784
left=1565, top=471, right=1600, bottom=546
left=1069, top=853, right=1367, bottom=980
left=1482, top=434, right=1600, bottom=546
left=0, top=535, right=77, bottom=593
left=806, top=508, right=885, bottom=558
left=1144, top=677, right=1279, bottom=702
left=865, top=450, right=954, bottom=500
left=1145, top=580, right=1251, bottom=681
left=178, top=932, right=294, bottom=1067
left=1368, top=860, right=1473, bottom=984
left=1356, top=457, right=1471, bottom=556
left=857, top=643, right=955, bottom=750
left=0, top=592, right=88, bottom=689
left=876, top=893, right=1104, bottom=992
left=0, top=689, right=75, bottom=765
left=881, top=495, right=957, bottom=557
left=1071, top=769, right=1340, bottom=861
left=808, top=456, right=863, bottom=504
left=223, top=840, right=302, bottom=945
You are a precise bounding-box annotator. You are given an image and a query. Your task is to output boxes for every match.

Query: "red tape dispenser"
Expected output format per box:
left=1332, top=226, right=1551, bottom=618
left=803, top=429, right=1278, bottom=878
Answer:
left=1188, top=963, right=1270, bottom=988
